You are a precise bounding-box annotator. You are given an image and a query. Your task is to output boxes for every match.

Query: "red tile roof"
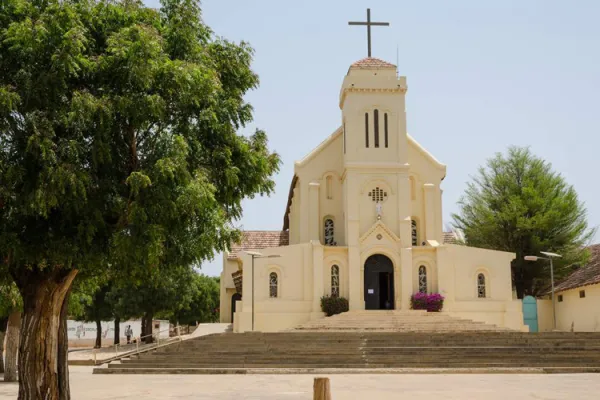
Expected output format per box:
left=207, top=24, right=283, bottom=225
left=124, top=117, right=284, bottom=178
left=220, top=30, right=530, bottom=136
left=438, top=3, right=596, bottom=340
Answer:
left=554, top=244, right=600, bottom=293
left=350, top=57, right=396, bottom=69
left=228, top=231, right=289, bottom=260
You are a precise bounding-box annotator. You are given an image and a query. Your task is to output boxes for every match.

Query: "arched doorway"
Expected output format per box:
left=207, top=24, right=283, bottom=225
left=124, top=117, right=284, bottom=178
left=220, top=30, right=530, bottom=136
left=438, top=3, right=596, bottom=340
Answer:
left=364, top=254, right=395, bottom=310
left=231, top=293, right=242, bottom=323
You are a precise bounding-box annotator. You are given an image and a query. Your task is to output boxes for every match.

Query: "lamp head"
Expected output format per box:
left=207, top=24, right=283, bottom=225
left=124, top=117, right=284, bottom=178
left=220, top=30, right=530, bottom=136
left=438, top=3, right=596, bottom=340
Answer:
left=524, top=256, right=539, bottom=261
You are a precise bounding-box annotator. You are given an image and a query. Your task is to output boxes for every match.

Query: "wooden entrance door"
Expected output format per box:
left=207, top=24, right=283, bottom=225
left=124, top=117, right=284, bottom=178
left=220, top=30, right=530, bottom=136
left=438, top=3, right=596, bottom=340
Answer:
left=364, top=254, right=395, bottom=310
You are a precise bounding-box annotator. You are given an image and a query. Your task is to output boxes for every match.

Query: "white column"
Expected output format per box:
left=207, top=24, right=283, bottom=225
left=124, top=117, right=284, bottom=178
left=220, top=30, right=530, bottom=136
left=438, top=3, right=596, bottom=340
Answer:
left=308, top=182, right=320, bottom=242
left=299, top=181, right=309, bottom=242
left=345, top=171, right=363, bottom=310
left=423, top=183, right=436, bottom=242
left=348, top=244, right=362, bottom=310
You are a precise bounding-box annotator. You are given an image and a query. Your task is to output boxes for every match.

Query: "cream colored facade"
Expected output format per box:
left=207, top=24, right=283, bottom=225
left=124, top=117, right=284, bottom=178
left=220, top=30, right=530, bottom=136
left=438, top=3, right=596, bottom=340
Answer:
left=537, top=284, right=600, bottom=332
left=220, top=57, right=526, bottom=332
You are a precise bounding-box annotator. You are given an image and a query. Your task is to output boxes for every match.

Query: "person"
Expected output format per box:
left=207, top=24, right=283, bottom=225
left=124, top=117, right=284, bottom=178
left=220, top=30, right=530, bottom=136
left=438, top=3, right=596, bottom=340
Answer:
left=125, top=325, right=133, bottom=344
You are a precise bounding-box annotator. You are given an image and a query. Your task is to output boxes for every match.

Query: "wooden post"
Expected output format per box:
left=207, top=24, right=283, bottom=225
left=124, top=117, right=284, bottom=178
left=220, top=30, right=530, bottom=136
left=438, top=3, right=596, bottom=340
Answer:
left=313, top=377, right=332, bottom=400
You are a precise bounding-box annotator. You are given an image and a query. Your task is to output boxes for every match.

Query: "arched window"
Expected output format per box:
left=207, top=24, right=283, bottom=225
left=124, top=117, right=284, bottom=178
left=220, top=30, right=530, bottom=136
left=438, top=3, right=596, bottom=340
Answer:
left=331, top=265, right=340, bottom=298
left=326, top=176, right=333, bottom=199
left=384, top=113, right=389, bottom=148
left=418, top=265, right=427, bottom=293
left=411, top=220, right=418, bottom=246
left=374, top=109, right=380, bottom=148
left=477, top=273, right=486, bottom=298
left=269, top=272, right=278, bottom=298
left=324, top=218, right=335, bottom=246
left=365, top=112, right=369, bottom=148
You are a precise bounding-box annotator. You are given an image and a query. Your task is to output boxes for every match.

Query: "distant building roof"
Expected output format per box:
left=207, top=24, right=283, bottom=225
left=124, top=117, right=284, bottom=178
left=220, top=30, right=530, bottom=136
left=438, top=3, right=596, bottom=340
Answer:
left=443, top=231, right=460, bottom=244
left=554, top=244, right=600, bottom=293
left=228, top=231, right=289, bottom=260
left=350, top=57, right=396, bottom=70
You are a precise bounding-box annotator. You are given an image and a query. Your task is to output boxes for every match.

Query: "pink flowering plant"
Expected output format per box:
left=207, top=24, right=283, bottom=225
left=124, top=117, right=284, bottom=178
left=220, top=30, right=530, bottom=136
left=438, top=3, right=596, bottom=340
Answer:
left=410, top=292, right=445, bottom=312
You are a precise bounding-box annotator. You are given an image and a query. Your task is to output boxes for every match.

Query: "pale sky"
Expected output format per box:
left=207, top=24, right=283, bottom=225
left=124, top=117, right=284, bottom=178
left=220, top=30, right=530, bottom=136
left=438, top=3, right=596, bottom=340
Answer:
left=144, top=0, right=600, bottom=276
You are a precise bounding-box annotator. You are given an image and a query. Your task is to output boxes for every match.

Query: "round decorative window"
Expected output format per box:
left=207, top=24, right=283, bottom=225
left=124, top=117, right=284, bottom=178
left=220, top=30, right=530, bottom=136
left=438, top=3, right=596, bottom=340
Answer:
left=368, top=187, right=388, bottom=203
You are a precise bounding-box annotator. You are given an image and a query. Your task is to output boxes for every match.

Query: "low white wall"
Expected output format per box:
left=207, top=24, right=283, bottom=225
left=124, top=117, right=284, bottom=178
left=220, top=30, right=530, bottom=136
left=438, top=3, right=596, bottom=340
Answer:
left=67, top=319, right=169, bottom=348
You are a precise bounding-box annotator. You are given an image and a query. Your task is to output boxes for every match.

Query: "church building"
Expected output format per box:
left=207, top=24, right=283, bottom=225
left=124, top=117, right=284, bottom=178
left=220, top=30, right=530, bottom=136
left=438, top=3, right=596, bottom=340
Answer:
left=219, top=56, right=526, bottom=333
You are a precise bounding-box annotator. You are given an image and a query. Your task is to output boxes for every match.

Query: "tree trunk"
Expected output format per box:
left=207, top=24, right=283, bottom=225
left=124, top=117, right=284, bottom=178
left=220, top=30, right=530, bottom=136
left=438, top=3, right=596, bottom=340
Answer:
left=0, top=330, right=5, bottom=373
left=94, top=319, right=101, bottom=349
left=113, top=317, right=120, bottom=345
left=14, top=268, right=77, bottom=400
left=143, top=313, right=153, bottom=344
left=58, top=288, right=71, bottom=400
left=5, top=311, right=21, bottom=382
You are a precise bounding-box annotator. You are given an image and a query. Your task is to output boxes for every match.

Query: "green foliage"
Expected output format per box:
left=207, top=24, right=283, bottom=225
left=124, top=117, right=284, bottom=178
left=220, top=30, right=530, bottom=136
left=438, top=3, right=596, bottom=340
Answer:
left=453, top=146, right=595, bottom=297
left=320, top=295, right=349, bottom=317
left=161, top=272, right=220, bottom=325
left=107, top=265, right=196, bottom=321
left=0, top=0, right=280, bottom=282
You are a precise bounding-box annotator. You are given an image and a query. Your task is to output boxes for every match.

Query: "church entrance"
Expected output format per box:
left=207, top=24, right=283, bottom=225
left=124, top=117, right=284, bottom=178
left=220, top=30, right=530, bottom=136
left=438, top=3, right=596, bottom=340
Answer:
left=364, top=254, right=395, bottom=310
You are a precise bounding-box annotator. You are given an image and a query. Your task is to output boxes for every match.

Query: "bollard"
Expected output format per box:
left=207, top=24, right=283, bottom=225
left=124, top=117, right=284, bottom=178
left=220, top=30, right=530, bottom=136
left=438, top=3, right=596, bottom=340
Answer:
left=136, top=339, right=139, bottom=353
left=115, top=343, right=119, bottom=358
left=93, top=349, right=97, bottom=365
left=313, top=377, right=332, bottom=400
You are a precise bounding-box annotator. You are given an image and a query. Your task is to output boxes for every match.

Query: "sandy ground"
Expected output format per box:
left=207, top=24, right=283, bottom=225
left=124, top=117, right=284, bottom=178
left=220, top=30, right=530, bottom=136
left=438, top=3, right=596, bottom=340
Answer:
left=2, top=367, right=600, bottom=399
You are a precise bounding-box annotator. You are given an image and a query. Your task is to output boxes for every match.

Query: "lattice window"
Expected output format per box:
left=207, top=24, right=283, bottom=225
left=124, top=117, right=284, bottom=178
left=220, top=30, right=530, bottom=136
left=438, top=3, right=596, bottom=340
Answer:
left=418, top=265, right=427, bottom=293
left=331, top=265, right=340, bottom=298
left=411, top=220, right=418, bottom=246
left=269, top=272, right=278, bottom=298
left=368, top=187, right=388, bottom=203
left=324, top=218, right=335, bottom=246
left=477, top=273, right=486, bottom=298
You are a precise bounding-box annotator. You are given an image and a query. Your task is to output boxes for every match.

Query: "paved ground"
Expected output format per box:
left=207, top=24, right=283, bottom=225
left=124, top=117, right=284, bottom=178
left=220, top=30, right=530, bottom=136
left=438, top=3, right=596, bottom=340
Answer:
left=2, top=367, right=600, bottom=399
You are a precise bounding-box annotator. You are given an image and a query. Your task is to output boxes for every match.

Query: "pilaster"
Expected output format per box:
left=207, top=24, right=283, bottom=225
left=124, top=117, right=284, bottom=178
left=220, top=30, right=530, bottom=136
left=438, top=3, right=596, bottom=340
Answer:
left=308, top=182, right=320, bottom=242
left=312, top=241, right=324, bottom=312
left=400, top=247, right=413, bottom=310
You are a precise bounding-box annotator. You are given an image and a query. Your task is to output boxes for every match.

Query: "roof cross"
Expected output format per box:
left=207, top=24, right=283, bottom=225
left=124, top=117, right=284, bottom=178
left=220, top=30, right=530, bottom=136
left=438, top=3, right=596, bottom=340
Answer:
left=348, top=8, right=390, bottom=58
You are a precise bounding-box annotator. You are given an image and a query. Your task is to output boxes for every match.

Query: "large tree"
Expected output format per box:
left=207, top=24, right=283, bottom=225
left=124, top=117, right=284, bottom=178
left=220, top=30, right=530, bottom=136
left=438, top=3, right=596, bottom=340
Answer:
left=0, top=1, right=279, bottom=398
left=453, top=146, right=595, bottom=298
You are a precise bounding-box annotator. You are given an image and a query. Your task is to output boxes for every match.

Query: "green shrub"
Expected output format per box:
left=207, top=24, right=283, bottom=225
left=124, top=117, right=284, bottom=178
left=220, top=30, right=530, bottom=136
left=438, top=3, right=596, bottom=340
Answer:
left=320, top=295, right=349, bottom=316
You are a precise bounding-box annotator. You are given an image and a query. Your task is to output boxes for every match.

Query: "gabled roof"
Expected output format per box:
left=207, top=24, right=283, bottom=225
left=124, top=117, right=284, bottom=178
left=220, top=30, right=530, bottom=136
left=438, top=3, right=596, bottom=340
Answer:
left=554, top=244, right=600, bottom=293
left=350, top=57, right=396, bottom=70
left=228, top=231, right=289, bottom=260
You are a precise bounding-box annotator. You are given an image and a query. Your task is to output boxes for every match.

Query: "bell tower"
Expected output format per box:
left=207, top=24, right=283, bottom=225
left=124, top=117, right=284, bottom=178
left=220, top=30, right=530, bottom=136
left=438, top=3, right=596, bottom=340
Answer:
left=339, top=58, right=408, bottom=165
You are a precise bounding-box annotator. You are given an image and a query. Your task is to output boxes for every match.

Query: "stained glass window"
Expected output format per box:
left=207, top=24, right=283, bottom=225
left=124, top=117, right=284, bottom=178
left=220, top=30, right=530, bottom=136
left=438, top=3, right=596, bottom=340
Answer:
left=411, top=220, right=418, bottom=246
left=269, top=272, right=278, bottom=298
left=324, top=218, right=335, bottom=245
left=331, top=265, right=340, bottom=298
left=418, top=265, right=427, bottom=293
left=477, top=273, right=486, bottom=298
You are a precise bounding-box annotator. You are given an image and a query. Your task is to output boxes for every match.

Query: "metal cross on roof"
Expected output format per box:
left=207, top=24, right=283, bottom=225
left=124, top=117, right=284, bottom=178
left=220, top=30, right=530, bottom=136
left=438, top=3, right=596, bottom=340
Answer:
left=348, top=8, right=390, bottom=58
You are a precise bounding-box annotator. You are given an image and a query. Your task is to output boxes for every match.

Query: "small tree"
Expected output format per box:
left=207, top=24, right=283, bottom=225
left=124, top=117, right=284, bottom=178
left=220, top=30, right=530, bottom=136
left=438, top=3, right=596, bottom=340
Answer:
left=166, top=273, right=220, bottom=325
left=453, top=146, right=595, bottom=297
left=0, top=278, right=22, bottom=382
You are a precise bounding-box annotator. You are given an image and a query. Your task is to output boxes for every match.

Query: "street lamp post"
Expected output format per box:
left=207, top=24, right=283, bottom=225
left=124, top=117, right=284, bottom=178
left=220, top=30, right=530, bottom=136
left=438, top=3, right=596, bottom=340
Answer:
left=246, top=251, right=281, bottom=332
left=524, top=251, right=562, bottom=330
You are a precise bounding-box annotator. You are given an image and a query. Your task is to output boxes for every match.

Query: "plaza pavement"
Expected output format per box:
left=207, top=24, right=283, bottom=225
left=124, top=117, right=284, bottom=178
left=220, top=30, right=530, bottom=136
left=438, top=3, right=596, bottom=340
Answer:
left=1, top=367, right=600, bottom=399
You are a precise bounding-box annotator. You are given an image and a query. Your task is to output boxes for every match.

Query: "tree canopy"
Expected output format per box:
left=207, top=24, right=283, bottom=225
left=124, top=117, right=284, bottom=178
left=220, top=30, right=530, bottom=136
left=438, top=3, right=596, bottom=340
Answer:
left=0, top=1, right=279, bottom=398
left=453, top=146, right=595, bottom=297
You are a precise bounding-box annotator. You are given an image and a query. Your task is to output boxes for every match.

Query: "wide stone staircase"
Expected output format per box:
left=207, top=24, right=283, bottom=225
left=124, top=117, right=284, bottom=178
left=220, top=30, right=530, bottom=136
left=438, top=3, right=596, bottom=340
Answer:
left=95, top=312, right=600, bottom=374
left=291, top=310, right=512, bottom=332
